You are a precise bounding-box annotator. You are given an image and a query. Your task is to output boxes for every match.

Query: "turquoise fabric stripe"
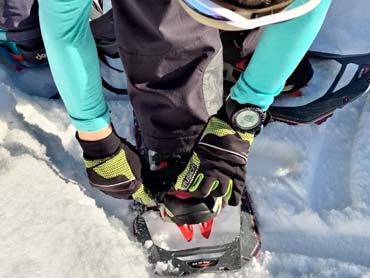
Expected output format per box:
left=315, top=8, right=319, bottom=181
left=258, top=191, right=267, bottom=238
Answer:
left=0, top=30, right=7, bottom=41
left=0, top=41, right=19, bottom=54
left=231, top=0, right=332, bottom=111
left=38, top=0, right=110, bottom=131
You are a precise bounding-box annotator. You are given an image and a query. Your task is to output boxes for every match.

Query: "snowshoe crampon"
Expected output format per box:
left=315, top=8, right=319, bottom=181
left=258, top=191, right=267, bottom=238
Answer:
left=133, top=192, right=261, bottom=276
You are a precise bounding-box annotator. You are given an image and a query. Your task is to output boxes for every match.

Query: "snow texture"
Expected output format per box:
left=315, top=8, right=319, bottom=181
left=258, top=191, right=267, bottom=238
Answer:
left=2, top=58, right=370, bottom=277
left=1, top=2, right=370, bottom=276
left=310, top=0, right=370, bottom=55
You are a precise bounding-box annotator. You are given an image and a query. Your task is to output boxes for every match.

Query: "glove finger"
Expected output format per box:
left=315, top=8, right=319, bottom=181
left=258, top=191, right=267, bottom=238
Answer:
left=192, top=159, right=238, bottom=199
left=190, top=175, right=219, bottom=198
left=208, top=173, right=232, bottom=198
left=227, top=179, right=245, bottom=206
left=201, top=156, right=245, bottom=184
left=199, top=160, right=242, bottom=199
left=235, top=164, right=247, bottom=180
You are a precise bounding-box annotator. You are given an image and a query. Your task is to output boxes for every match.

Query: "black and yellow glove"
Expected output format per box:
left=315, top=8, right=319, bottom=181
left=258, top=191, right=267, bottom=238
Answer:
left=175, top=99, right=267, bottom=206
left=77, top=130, right=153, bottom=205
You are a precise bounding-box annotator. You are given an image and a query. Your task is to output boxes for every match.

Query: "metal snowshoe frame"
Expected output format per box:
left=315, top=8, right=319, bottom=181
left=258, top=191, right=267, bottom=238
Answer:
left=133, top=191, right=261, bottom=276
left=270, top=52, right=370, bottom=124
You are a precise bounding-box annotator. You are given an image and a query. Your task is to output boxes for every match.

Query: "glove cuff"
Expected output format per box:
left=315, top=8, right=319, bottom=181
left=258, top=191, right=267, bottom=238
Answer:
left=76, top=130, right=121, bottom=160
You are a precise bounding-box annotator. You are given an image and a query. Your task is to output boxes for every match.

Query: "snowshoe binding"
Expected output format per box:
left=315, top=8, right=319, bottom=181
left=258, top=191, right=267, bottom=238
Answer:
left=132, top=143, right=261, bottom=276
left=133, top=188, right=261, bottom=276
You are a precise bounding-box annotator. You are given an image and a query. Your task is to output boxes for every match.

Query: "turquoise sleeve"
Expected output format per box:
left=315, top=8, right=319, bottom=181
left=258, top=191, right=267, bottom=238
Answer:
left=38, top=0, right=111, bottom=131
left=231, top=0, right=332, bottom=111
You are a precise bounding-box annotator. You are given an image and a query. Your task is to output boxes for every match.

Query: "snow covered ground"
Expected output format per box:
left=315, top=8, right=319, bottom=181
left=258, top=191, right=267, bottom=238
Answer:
left=1, top=56, right=370, bottom=277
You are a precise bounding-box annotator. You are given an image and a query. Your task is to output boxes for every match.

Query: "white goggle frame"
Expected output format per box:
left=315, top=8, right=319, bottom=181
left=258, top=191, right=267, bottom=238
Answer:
left=180, top=0, right=321, bottom=30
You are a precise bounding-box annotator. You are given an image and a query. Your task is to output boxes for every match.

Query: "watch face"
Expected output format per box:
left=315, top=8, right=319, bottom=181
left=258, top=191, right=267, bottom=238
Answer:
left=234, top=109, right=261, bottom=131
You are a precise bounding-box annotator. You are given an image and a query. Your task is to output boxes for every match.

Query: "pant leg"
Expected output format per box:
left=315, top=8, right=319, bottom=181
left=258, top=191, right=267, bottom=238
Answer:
left=111, top=0, right=223, bottom=153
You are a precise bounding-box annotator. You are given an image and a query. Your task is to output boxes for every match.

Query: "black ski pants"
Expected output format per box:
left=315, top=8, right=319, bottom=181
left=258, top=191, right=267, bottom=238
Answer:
left=111, top=0, right=223, bottom=153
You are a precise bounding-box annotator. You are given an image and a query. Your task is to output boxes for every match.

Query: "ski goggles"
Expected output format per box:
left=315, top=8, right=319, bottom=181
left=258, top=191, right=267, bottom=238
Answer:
left=179, top=0, right=321, bottom=30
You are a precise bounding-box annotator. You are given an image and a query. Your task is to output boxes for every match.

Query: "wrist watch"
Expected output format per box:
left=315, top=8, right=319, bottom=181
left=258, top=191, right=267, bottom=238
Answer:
left=225, top=98, right=267, bottom=134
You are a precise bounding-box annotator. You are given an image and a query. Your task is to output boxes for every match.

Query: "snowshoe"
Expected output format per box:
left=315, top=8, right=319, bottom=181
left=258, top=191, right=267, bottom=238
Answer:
left=270, top=52, right=370, bottom=124
left=221, top=31, right=370, bottom=125
left=131, top=129, right=261, bottom=276
left=133, top=189, right=261, bottom=276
